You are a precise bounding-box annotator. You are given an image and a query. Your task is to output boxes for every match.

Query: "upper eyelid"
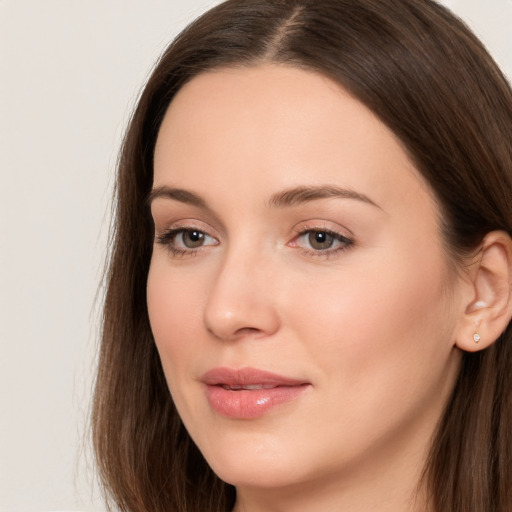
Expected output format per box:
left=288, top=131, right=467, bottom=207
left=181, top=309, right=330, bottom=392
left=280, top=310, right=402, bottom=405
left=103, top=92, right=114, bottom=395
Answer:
left=292, top=219, right=354, bottom=238
left=154, top=219, right=219, bottom=236
left=292, top=228, right=353, bottom=245
left=296, top=227, right=351, bottom=239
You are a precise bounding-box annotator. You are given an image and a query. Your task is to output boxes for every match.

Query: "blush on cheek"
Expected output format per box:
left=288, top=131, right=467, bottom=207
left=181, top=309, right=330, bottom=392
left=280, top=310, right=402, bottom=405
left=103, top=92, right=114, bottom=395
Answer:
left=310, top=257, right=448, bottom=372
left=147, top=267, right=208, bottom=369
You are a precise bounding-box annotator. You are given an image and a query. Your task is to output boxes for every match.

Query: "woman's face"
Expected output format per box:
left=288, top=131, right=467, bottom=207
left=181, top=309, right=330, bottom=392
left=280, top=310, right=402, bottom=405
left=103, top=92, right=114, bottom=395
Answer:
left=148, top=65, right=464, bottom=498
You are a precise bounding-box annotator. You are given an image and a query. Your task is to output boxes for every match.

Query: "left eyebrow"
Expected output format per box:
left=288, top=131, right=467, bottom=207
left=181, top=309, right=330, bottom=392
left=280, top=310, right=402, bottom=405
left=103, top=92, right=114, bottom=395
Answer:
left=146, top=186, right=208, bottom=208
left=268, top=185, right=381, bottom=210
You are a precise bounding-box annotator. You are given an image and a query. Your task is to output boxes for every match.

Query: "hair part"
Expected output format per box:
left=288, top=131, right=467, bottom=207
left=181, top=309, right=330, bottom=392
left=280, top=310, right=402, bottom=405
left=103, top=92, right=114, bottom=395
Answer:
left=92, top=1, right=512, bottom=511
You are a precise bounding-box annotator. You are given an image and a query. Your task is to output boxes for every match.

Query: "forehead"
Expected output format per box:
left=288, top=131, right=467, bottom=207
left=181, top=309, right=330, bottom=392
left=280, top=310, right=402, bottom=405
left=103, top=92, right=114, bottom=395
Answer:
left=153, top=64, right=436, bottom=223
left=155, top=64, right=394, bottom=167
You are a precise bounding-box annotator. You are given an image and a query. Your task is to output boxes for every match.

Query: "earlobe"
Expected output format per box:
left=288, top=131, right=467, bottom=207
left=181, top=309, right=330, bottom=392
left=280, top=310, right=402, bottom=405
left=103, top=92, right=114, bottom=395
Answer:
left=455, top=231, right=512, bottom=353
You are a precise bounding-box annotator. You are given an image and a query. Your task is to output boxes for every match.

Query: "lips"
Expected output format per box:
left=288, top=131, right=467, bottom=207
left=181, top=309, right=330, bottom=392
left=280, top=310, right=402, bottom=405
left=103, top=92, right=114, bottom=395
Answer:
left=202, top=367, right=310, bottom=419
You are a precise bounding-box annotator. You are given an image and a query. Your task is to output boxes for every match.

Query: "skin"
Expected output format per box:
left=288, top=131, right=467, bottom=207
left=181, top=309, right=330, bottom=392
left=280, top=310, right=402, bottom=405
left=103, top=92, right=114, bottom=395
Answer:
left=147, top=65, right=467, bottom=512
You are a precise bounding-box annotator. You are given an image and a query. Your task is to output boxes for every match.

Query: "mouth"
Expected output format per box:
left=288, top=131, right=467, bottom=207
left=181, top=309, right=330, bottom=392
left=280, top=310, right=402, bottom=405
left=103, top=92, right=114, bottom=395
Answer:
left=201, top=367, right=311, bottom=419
left=219, top=383, right=280, bottom=390
left=202, top=366, right=308, bottom=387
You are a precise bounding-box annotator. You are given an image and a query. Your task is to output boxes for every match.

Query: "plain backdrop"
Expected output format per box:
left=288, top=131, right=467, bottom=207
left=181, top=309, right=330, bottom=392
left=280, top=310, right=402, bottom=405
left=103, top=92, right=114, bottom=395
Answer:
left=1, top=1, right=511, bottom=511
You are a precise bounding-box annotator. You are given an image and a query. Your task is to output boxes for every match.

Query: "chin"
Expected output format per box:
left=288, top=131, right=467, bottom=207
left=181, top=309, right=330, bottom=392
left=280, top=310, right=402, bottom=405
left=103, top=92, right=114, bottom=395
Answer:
left=197, top=428, right=310, bottom=489
left=212, top=458, right=306, bottom=490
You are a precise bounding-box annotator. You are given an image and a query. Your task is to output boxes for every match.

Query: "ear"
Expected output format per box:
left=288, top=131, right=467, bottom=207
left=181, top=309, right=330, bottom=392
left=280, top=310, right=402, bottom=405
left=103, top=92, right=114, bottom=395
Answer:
left=455, top=231, right=512, bottom=352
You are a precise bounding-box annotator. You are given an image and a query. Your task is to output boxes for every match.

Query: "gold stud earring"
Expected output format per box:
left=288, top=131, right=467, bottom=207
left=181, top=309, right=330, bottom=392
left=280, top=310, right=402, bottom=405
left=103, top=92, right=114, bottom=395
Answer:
left=473, top=332, right=481, bottom=343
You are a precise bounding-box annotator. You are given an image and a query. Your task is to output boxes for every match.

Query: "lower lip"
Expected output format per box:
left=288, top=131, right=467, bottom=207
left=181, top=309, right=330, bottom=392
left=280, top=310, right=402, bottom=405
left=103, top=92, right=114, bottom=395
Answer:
left=205, top=384, right=309, bottom=419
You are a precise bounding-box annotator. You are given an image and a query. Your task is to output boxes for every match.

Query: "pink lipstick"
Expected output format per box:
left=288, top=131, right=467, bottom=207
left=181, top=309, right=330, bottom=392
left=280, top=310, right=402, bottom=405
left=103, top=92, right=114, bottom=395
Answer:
left=202, top=367, right=310, bottom=419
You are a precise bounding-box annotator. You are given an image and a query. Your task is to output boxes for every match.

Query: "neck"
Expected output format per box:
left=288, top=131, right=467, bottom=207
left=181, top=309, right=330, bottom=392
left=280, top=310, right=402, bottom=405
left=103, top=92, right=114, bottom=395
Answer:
left=233, top=456, right=430, bottom=512
left=232, top=414, right=436, bottom=512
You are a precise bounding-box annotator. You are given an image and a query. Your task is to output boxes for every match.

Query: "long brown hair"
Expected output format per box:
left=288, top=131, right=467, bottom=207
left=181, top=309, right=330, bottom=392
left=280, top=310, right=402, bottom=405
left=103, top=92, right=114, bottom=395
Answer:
left=92, top=1, right=512, bottom=511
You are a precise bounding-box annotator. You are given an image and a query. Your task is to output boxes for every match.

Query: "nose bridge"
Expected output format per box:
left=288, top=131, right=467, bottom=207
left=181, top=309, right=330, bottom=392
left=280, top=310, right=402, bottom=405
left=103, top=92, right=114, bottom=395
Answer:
left=203, top=238, right=280, bottom=341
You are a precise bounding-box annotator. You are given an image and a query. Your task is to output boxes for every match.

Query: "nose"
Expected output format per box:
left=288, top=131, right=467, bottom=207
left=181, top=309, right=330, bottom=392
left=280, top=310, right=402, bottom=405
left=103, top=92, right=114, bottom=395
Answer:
left=203, top=249, right=281, bottom=341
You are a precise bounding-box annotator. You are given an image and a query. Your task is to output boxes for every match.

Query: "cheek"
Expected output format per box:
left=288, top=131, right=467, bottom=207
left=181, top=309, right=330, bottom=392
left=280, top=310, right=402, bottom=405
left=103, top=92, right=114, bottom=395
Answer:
left=146, top=259, right=215, bottom=429
left=287, top=248, right=455, bottom=390
left=273, top=251, right=459, bottom=467
left=147, top=260, right=206, bottom=373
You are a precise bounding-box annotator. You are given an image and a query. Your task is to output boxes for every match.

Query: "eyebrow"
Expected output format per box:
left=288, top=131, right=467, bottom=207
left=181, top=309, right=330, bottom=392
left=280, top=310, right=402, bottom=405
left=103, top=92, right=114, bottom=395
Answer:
left=147, top=186, right=207, bottom=208
left=268, top=185, right=381, bottom=209
left=147, top=184, right=380, bottom=210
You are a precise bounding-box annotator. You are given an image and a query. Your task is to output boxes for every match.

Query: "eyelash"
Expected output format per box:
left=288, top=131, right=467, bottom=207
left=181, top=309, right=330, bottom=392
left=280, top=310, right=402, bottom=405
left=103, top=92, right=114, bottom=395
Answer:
left=155, top=226, right=354, bottom=259
left=156, top=227, right=217, bottom=258
left=291, top=227, right=354, bottom=259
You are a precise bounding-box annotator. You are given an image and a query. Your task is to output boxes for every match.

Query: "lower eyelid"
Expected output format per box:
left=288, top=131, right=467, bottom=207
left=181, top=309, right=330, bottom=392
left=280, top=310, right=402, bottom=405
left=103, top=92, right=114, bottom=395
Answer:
left=301, top=237, right=353, bottom=256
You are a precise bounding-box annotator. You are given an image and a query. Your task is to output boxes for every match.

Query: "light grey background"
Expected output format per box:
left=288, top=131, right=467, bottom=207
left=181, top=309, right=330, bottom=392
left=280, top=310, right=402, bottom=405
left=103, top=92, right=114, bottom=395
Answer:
left=1, top=1, right=511, bottom=511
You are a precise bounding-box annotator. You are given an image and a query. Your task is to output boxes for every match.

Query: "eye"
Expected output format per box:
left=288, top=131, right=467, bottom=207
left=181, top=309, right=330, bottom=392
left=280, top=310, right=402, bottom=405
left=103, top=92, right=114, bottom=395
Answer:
left=290, top=227, right=354, bottom=257
left=156, top=227, right=218, bottom=256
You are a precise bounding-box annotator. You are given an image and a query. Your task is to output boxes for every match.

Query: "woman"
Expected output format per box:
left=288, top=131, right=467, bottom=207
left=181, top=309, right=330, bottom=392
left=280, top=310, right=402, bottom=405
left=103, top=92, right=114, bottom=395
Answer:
left=92, top=0, right=512, bottom=511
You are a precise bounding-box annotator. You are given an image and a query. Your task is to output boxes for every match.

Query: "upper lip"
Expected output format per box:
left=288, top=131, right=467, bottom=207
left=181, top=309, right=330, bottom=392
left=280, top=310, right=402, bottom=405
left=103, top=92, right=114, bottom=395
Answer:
left=201, top=367, right=309, bottom=390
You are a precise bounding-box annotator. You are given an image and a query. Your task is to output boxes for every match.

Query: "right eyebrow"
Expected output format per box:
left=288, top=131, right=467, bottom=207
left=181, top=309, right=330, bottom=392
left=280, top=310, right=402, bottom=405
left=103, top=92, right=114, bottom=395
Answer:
left=146, top=186, right=207, bottom=208
left=268, top=184, right=381, bottom=210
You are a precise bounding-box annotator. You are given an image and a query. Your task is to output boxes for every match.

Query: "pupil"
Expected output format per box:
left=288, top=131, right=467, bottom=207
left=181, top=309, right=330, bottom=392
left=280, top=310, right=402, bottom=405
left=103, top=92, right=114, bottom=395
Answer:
left=309, top=231, right=333, bottom=250
left=184, top=230, right=204, bottom=248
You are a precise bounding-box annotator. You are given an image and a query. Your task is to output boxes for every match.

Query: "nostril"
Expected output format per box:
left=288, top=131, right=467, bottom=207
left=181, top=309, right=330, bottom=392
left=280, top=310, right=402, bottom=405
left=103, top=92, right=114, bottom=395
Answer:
left=235, top=327, right=262, bottom=336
